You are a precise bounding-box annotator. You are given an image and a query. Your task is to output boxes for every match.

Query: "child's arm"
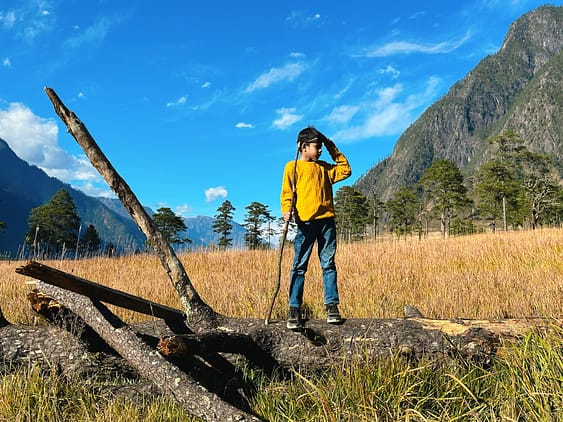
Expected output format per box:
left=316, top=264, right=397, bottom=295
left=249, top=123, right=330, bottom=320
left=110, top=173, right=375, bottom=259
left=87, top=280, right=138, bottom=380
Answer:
left=280, top=162, right=295, bottom=218
left=323, top=138, right=352, bottom=183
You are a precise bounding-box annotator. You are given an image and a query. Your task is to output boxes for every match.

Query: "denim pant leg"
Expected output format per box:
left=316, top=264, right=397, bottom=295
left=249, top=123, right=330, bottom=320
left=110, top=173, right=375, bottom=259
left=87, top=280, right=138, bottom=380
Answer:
left=288, top=222, right=316, bottom=308
left=317, top=218, right=339, bottom=305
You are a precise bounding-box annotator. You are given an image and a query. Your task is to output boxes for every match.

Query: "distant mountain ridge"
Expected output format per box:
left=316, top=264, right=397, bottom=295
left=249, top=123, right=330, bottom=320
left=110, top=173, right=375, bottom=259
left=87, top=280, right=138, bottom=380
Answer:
left=0, top=138, right=146, bottom=257
left=354, top=5, right=562, bottom=200
left=0, top=139, right=245, bottom=257
left=98, top=198, right=247, bottom=249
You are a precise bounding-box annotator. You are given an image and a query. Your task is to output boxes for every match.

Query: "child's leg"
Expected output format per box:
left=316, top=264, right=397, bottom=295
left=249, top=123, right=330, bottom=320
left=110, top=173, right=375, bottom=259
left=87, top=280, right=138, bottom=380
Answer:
left=289, top=222, right=316, bottom=308
left=317, top=218, right=338, bottom=305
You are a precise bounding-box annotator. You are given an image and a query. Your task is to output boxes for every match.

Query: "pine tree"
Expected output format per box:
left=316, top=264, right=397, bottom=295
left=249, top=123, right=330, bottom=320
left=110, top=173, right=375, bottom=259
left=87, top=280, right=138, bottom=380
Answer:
left=514, top=150, right=562, bottom=229
left=213, top=200, right=235, bottom=250
left=418, top=159, right=471, bottom=238
left=25, top=189, right=81, bottom=258
left=151, top=207, right=190, bottom=247
left=243, top=202, right=272, bottom=250
left=385, top=186, right=420, bottom=239
left=475, top=131, right=524, bottom=231
left=80, top=224, right=102, bottom=256
left=334, top=186, right=370, bottom=241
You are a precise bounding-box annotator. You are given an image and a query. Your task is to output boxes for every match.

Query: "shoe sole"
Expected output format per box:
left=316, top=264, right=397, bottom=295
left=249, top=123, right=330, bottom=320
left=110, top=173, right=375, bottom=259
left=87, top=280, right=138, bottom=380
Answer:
left=327, top=317, right=343, bottom=324
left=287, top=320, right=304, bottom=330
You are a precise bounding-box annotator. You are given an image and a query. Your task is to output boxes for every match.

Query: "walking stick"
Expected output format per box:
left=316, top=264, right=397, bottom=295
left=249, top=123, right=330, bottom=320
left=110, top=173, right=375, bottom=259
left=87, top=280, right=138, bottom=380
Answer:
left=265, top=142, right=301, bottom=325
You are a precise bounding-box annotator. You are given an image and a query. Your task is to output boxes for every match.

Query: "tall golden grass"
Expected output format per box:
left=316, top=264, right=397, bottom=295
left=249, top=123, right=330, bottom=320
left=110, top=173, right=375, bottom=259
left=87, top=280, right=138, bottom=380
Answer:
left=2, top=228, right=561, bottom=324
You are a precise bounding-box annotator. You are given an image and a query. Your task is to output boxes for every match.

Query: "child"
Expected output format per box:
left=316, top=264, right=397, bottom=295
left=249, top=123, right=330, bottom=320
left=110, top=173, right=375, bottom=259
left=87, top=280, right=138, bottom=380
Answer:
left=280, top=126, right=352, bottom=329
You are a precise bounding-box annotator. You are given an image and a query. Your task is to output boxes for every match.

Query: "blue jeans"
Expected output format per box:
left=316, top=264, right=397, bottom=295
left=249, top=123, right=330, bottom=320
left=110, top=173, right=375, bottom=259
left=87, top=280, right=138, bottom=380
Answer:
left=289, top=218, right=339, bottom=308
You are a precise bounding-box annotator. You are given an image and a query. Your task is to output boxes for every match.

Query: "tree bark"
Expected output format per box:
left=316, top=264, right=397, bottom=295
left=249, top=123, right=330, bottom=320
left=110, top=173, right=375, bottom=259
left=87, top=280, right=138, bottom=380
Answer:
left=29, top=280, right=261, bottom=421
left=44, top=87, right=218, bottom=330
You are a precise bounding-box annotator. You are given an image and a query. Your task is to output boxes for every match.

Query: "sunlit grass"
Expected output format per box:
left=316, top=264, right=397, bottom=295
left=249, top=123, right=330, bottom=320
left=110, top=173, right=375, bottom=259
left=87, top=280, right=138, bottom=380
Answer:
left=0, top=364, right=197, bottom=422
left=2, top=228, right=561, bottom=323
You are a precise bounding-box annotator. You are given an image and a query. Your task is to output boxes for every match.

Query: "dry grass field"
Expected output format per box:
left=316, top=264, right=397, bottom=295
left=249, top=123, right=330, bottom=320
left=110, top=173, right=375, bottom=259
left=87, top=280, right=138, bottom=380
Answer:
left=1, top=228, right=561, bottom=324
left=1, top=228, right=562, bottom=421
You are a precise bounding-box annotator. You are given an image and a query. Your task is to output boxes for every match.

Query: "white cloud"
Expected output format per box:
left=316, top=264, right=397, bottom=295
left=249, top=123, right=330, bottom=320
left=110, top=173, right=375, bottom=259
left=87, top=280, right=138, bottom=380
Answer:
left=4, top=4, right=56, bottom=42
left=246, top=62, right=306, bottom=92
left=205, top=186, right=228, bottom=203
left=362, top=32, right=471, bottom=57
left=377, top=65, right=400, bottom=78
left=333, top=77, right=441, bottom=142
left=326, top=105, right=360, bottom=125
left=2, top=57, right=11, bottom=67
left=166, top=95, right=187, bottom=107
left=0, top=11, right=16, bottom=28
left=175, top=204, right=192, bottom=217
left=272, top=107, right=303, bottom=130
left=201, top=81, right=211, bottom=88
left=0, top=102, right=106, bottom=192
left=235, top=122, right=254, bottom=129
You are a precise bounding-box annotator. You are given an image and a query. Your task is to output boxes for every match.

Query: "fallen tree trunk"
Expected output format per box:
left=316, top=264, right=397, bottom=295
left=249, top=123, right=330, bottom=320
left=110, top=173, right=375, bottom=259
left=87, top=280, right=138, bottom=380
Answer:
left=17, top=260, right=559, bottom=371
left=3, top=282, right=560, bottom=420
left=30, top=280, right=261, bottom=422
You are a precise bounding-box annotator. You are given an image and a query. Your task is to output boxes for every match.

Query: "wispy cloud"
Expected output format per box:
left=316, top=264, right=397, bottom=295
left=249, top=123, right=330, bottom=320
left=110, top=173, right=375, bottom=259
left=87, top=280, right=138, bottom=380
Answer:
left=64, top=16, right=117, bottom=50
left=0, top=102, right=106, bottom=193
left=2, top=57, right=11, bottom=67
left=235, top=122, right=254, bottom=129
left=377, top=65, right=400, bottom=78
left=1, top=4, right=55, bottom=41
left=205, top=186, right=228, bottom=202
left=332, top=77, right=441, bottom=142
left=362, top=32, right=471, bottom=57
left=272, top=107, right=303, bottom=130
left=246, top=62, right=306, bottom=92
left=286, top=10, right=323, bottom=28
left=0, top=10, right=16, bottom=28
left=166, top=95, right=187, bottom=107
left=326, top=105, right=360, bottom=125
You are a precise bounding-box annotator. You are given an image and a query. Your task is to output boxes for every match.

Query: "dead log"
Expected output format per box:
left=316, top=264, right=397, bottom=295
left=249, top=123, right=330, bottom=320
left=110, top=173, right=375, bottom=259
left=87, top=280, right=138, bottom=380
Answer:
left=19, top=261, right=559, bottom=373
left=17, top=261, right=185, bottom=321
left=44, top=87, right=218, bottom=330
left=32, top=280, right=261, bottom=422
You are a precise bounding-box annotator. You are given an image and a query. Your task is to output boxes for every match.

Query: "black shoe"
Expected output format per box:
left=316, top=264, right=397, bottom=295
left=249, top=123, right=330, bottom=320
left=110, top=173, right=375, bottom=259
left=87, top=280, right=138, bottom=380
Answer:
left=326, top=304, right=343, bottom=324
left=287, top=307, right=303, bottom=330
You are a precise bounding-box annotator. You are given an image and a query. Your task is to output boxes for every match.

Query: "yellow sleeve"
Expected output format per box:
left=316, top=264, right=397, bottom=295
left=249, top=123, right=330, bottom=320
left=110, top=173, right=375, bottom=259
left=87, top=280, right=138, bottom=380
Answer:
left=325, top=142, right=352, bottom=183
left=280, top=161, right=296, bottom=214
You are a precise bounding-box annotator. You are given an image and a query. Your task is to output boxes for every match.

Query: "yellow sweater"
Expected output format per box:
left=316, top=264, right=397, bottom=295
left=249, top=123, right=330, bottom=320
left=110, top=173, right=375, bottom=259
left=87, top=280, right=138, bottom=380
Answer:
left=280, top=144, right=351, bottom=222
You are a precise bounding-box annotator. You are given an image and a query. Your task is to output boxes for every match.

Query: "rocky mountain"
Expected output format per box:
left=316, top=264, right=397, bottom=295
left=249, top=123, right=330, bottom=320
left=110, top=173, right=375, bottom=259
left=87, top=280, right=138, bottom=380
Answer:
left=0, top=139, right=246, bottom=257
left=354, top=5, right=562, bottom=200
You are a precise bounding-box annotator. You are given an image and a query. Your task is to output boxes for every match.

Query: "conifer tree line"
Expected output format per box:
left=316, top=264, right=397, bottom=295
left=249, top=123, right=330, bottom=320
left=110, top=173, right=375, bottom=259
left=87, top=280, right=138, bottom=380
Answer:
left=336, top=132, right=562, bottom=241
left=2, top=131, right=560, bottom=258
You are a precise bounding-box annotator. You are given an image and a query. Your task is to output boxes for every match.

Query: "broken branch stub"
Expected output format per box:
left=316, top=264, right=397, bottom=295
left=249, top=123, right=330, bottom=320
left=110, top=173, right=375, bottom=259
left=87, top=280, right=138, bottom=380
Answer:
left=43, top=86, right=218, bottom=329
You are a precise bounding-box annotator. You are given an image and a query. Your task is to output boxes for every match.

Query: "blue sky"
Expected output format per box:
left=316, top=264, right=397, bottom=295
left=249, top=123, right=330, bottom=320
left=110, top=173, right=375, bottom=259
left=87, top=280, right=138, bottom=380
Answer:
left=0, top=1, right=557, bottom=224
